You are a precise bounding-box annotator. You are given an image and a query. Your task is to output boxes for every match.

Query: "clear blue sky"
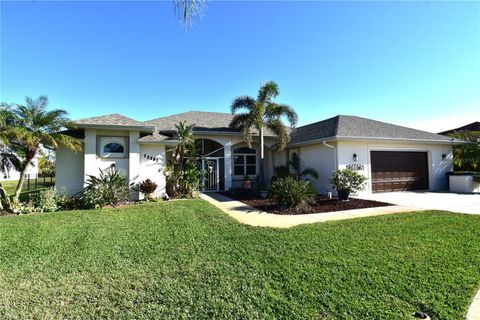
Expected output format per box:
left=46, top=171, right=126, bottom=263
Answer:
left=1, top=1, right=479, bottom=131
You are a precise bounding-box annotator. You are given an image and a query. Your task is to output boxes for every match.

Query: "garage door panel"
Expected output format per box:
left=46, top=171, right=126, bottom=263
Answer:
left=371, top=151, right=428, bottom=193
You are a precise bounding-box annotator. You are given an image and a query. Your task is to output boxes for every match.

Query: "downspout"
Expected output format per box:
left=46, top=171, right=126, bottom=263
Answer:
left=322, top=141, right=337, bottom=172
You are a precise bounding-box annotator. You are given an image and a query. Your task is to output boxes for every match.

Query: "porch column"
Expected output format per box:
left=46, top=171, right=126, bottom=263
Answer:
left=224, top=141, right=232, bottom=190
left=129, top=130, right=140, bottom=200
left=83, top=129, right=97, bottom=187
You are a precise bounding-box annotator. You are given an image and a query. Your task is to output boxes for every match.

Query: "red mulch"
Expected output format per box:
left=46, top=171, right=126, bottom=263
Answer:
left=220, top=191, right=392, bottom=215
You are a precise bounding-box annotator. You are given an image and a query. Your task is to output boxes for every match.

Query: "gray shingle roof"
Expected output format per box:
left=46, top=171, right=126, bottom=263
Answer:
left=143, top=111, right=236, bottom=132
left=137, top=133, right=172, bottom=143
left=74, top=113, right=152, bottom=128
left=289, top=115, right=460, bottom=145
left=143, top=111, right=277, bottom=136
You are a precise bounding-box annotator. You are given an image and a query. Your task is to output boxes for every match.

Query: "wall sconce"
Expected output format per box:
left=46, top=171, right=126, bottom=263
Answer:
left=442, top=153, right=447, bottom=160
left=353, top=153, right=359, bottom=162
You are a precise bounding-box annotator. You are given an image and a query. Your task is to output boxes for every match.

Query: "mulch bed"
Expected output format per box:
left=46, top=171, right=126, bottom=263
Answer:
left=220, top=191, right=392, bottom=215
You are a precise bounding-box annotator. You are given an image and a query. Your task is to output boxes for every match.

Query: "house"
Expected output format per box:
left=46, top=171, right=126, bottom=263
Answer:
left=439, top=121, right=480, bottom=142
left=55, top=112, right=462, bottom=198
left=0, top=155, right=39, bottom=182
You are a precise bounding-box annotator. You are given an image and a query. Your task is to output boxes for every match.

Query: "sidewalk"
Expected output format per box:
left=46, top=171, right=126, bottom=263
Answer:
left=200, top=192, right=419, bottom=228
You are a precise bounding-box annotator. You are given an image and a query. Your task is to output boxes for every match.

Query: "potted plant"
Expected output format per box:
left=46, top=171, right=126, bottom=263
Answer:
left=242, top=175, right=251, bottom=189
left=331, top=168, right=367, bottom=201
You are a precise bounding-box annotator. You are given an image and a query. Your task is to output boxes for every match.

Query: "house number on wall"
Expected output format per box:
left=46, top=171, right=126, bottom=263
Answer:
left=346, top=163, right=365, bottom=171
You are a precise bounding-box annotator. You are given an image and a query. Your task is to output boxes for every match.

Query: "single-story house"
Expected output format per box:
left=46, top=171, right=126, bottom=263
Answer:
left=0, top=155, right=39, bottom=182
left=55, top=112, right=462, bottom=198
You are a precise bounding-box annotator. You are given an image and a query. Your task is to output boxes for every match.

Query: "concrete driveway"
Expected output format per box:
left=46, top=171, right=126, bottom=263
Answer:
left=359, top=191, right=480, bottom=214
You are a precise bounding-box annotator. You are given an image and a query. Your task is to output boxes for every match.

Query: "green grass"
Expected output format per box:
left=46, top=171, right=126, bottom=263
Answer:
left=1, top=177, right=55, bottom=202
left=1, top=200, right=479, bottom=319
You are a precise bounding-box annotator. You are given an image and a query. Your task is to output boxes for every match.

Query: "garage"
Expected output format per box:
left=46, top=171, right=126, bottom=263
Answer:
left=371, top=151, right=429, bottom=193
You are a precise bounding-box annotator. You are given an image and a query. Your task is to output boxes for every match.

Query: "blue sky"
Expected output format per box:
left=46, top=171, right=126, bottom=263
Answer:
left=1, top=1, right=479, bottom=132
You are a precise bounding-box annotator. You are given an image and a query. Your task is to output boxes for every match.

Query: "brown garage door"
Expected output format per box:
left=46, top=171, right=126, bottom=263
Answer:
left=371, top=151, right=428, bottom=193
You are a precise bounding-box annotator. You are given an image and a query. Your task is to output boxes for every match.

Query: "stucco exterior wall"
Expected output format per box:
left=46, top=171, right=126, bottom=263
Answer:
left=336, top=140, right=453, bottom=194
left=293, top=143, right=337, bottom=194
left=138, top=144, right=166, bottom=199
left=55, top=146, right=84, bottom=196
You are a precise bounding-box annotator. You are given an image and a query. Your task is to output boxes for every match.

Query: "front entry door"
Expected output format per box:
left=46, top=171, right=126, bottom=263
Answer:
left=203, top=158, right=219, bottom=191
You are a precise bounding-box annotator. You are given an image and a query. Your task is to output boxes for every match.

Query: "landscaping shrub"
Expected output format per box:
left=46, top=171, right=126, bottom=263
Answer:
left=83, top=168, right=128, bottom=208
left=138, top=179, right=158, bottom=201
left=33, top=187, right=57, bottom=212
left=331, top=168, right=367, bottom=200
left=269, top=176, right=317, bottom=212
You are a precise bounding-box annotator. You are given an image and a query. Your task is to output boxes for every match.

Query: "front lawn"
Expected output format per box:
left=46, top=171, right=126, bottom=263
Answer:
left=1, top=200, right=479, bottom=319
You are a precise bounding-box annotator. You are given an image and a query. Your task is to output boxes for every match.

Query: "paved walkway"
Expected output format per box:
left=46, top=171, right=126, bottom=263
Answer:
left=467, top=289, right=480, bottom=320
left=360, top=191, right=480, bottom=215
left=200, top=193, right=418, bottom=228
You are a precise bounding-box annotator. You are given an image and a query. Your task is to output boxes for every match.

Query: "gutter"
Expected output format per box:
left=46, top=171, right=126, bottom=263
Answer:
left=322, top=141, right=337, bottom=172
left=287, top=135, right=464, bottom=148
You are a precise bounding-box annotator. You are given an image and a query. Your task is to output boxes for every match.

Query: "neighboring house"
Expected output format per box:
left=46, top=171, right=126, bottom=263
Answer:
left=439, top=121, right=480, bottom=142
left=0, top=155, right=39, bottom=182
left=55, top=112, right=462, bottom=198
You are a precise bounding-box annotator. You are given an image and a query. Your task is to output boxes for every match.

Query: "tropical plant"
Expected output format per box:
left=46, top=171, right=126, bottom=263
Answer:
left=38, top=156, right=55, bottom=176
left=1, top=96, right=81, bottom=204
left=272, top=156, right=319, bottom=182
left=33, top=187, right=57, bottom=213
left=448, top=131, right=480, bottom=171
left=138, top=179, right=158, bottom=201
left=83, top=168, right=128, bottom=208
left=229, top=81, right=298, bottom=187
left=165, top=121, right=200, bottom=197
left=269, top=176, right=317, bottom=212
left=331, top=168, right=367, bottom=195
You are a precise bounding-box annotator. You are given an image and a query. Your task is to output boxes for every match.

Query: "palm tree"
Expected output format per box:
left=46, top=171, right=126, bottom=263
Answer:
left=229, top=81, right=298, bottom=187
left=3, top=96, right=82, bottom=203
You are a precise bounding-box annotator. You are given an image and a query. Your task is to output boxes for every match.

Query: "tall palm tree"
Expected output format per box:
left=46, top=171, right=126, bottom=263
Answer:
left=3, top=96, right=82, bottom=203
left=229, top=81, right=298, bottom=186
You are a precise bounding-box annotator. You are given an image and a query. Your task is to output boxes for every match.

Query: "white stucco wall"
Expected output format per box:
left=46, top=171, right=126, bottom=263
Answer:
left=138, top=144, right=167, bottom=199
left=293, top=143, right=337, bottom=194
left=55, top=146, right=84, bottom=196
left=336, top=140, right=453, bottom=194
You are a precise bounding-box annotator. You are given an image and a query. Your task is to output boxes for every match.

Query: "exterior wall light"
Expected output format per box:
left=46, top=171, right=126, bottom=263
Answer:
left=442, top=153, right=447, bottom=160
left=353, top=153, right=359, bottom=162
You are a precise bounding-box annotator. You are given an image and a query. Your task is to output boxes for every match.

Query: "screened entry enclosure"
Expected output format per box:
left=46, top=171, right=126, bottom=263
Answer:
left=192, top=139, right=225, bottom=191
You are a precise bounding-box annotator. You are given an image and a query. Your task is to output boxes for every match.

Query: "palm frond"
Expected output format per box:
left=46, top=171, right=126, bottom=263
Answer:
left=265, top=102, right=298, bottom=127
left=173, top=0, right=206, bottom=28
left=257, top=81, right=279, bottom=103
left=265, top=118, right=290, bottom=151
left=230, top=96, right=256, bottom=114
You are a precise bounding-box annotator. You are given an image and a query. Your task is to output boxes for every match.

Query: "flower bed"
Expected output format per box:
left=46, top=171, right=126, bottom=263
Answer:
left=221, top=190, right=391, bottom=215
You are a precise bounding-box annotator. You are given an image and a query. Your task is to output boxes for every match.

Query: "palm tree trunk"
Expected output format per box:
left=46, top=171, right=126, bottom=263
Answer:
left=258, top=126, right=265, bottom=187
left=13, top=160, right=31, bottom=204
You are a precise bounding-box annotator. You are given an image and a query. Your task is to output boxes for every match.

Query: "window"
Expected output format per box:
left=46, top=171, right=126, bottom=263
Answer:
left=233, top=147, right=256, bottom=176
left=99, top=137, right=128, bottom=158
left=103, top=143, right=124, bottom=153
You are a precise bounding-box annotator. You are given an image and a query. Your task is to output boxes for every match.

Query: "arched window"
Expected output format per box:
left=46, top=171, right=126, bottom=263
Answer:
left=234, top=147, right=256, bottom=176
left=103, top=143, right=124, bottom=153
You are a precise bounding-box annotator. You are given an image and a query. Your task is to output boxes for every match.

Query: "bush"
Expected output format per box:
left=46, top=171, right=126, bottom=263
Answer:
left=331, top=168, right=367, bottom=194
left=138, top=179, right=158, bottom=201
left=33, top=187, right=57, bottom=212
left=165, top=160, right=203, bottom=198
left=269, top=176, right=317, bottom=212
left=83, top=168, right=128, bottom=209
